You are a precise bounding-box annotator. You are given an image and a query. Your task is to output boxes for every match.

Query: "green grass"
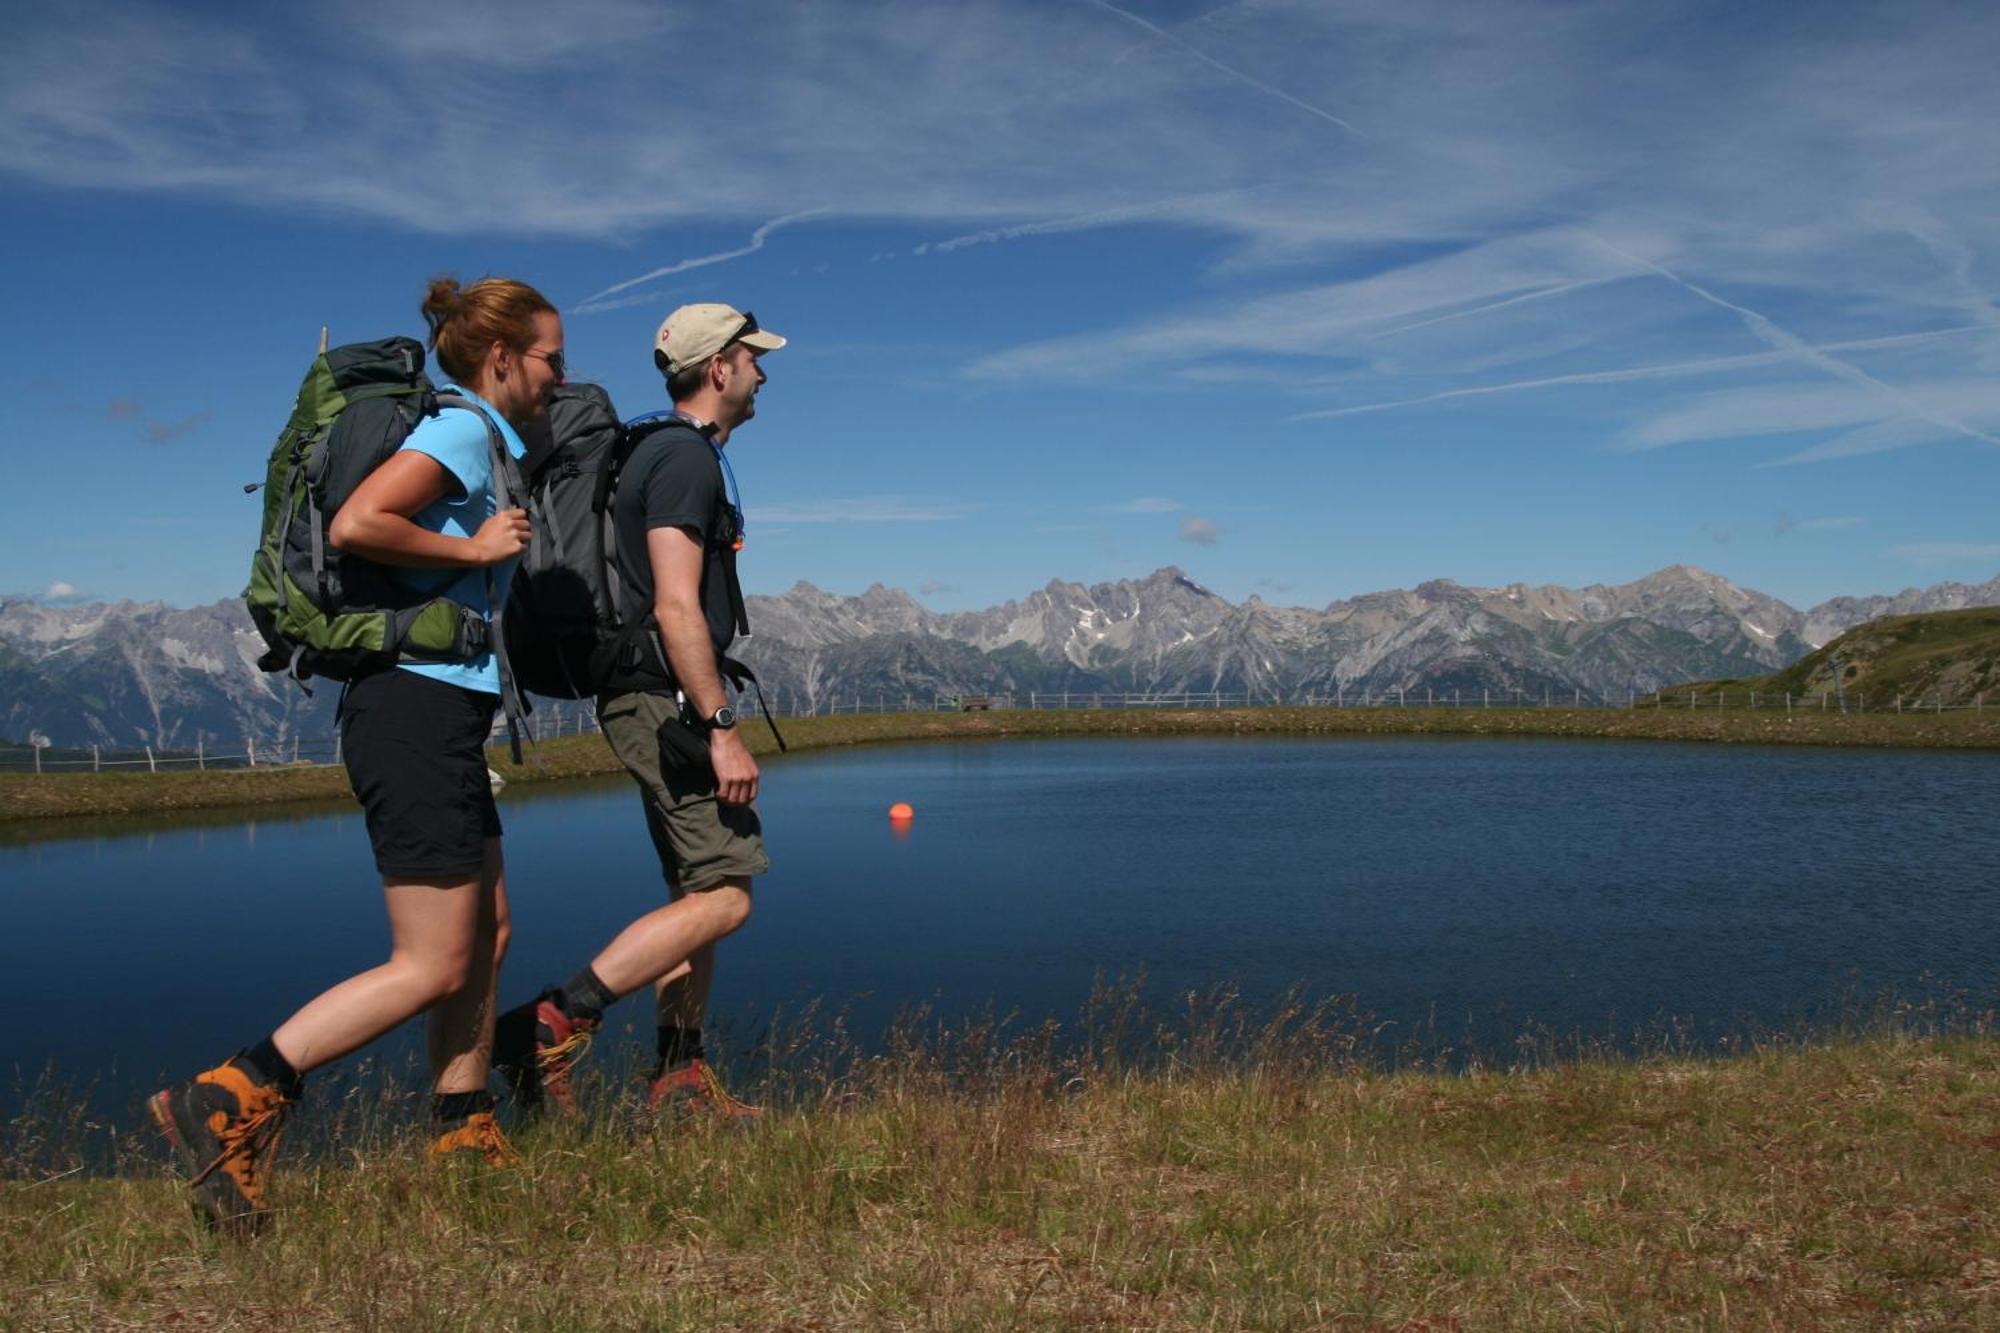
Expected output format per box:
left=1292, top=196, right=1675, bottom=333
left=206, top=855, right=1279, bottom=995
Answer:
left=6, top=1007, right=1996, bottom=1330
left=7, top=704, right=2000, bottom=828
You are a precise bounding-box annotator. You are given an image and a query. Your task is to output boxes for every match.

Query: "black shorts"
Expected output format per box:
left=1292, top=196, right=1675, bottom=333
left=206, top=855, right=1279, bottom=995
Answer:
left=340, top=668, right=501, bottom=880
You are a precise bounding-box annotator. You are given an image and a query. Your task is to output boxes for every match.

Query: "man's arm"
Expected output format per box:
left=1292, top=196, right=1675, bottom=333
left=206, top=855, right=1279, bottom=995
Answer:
left=646, top=524, right=758, bottom=805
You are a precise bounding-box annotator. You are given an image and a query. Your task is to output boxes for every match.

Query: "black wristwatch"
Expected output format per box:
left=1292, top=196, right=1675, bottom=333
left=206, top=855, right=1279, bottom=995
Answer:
left=707, top=705, right=737, bottom=731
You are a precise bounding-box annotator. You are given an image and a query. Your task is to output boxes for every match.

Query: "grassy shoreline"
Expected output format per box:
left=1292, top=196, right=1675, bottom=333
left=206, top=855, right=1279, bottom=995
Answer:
left=6, top=1028, right=1994, bottom=1329
left=5, top=704, right=1999, bottom=828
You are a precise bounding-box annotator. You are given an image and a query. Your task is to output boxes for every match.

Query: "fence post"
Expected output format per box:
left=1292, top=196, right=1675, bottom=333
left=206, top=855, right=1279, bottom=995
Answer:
left=247, top=736, right=257, bottom=767
left=292, top=735, right=300, bottom=763
left=334, top=733, right=342, bottom=766
left=1398, top=687, right=1405, bottom=708
left=198, top=736, right=205, bottom=771
left=92, top=744, right=100, bottom=773
left=1483, top=688, right=1488, bottom=708
left=145, top=745, right=156, bottom=774
left=33, top=745, right=40, bottom=775
left=1785, top=693, right=1791, bottom=715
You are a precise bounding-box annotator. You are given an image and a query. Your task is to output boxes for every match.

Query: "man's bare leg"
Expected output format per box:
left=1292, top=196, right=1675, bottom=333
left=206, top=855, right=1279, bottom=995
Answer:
left=586, top=879, right=750, bottom=998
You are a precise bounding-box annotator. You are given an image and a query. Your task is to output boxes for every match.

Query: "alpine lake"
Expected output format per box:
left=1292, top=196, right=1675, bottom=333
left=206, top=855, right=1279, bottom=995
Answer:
left=5, top=735, right=1996, bottom=1124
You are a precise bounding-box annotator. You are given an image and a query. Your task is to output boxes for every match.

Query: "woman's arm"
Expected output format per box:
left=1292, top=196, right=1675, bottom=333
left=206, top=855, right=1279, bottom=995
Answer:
left=328, top=451, right=530, bottom=569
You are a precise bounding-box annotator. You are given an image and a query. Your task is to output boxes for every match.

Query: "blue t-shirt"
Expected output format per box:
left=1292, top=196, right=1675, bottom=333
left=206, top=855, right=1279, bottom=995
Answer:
left=391, top=387, right=526, bottom=697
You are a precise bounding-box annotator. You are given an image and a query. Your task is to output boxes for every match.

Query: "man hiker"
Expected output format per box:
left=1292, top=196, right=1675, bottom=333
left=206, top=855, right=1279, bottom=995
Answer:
left=496, top=303, right=785, bottom=1120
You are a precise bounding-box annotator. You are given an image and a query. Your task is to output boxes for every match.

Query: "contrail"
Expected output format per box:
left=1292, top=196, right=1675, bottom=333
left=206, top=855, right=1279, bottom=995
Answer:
left=573, top=207, right=830, bottom=313
left=1286, top=324, right=1989, bottom=422
left=1081, top=0, right=1364, bottom=137
left=1582, top=232, right=2000, bottom=448
left=915, top=189, right=1245, bottom=256
left=1899, top=213, right=2000, bottom=332
left=1370, top=277, right=1629, bottom=340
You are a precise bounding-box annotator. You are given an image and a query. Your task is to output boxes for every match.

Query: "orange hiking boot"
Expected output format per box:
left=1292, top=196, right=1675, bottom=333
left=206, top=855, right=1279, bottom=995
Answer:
left=494, top=991, right=598, bottom=1116
left=428, top=1110, right=521, bottom=1167
left=149, top=1062, right=292, bottom=1237
left=647, top=1058, right=763, bottom=1125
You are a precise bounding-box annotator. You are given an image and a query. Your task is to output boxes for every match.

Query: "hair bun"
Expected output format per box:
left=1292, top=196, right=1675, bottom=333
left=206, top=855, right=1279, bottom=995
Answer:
left=420, top=276, right=463, bottom=340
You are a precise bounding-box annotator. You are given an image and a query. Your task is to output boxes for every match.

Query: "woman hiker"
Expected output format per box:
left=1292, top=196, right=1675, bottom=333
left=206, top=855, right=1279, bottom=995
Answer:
left=149, top=275, right=564, bottom=1235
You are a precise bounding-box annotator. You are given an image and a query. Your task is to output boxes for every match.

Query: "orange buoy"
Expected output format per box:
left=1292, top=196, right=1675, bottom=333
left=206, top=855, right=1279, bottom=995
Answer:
left=888, top=802, right=914, bottom=821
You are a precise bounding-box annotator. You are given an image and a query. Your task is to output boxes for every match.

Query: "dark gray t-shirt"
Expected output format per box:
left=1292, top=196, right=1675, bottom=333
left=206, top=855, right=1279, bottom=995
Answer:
left=610, top=422, right=740, bottom=672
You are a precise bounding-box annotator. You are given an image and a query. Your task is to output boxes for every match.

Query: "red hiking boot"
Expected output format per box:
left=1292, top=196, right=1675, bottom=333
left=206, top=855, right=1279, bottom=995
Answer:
left=494, top=991, right=598, bottom=1116
left=647, top=1058, right=762, bottom=1126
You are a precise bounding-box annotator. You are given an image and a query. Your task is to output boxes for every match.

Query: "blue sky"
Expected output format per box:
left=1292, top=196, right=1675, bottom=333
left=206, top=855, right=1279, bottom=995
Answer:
left=3, top=0, right=1997, bottom=613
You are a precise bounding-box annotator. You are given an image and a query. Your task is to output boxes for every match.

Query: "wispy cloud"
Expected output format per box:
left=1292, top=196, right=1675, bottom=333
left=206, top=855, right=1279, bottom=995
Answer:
left=1619, top=381, right=2000, bottom=454
left=1582, top=231, right=2000, bottom=450
left=103, top=394, right=211, bottom=444
left=755, top=497, right=970, bottom=524
left=1889, top=542, right=2000, bottom=566
left=1285, top=326, right=1989, bottom=423
left=9, top=0, right=2000, bottom=482
left=1179, top=515, right=1220, bottom=546
left=1775, top=512, right=1864, bottom=537
left=145, top=411, right=212, bottom=444
left=1111, top=496, right=1182, bottom=513
left=911, top=190, right=1241, bottom=257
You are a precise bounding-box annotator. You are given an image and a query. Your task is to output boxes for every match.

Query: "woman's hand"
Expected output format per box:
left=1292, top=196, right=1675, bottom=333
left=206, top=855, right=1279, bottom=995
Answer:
left=470, top=508, right=532, bottom=566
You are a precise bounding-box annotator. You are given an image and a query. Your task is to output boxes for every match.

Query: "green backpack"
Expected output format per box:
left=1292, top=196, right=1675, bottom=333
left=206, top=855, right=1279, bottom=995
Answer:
left=244, top=336, right=523, bottom=694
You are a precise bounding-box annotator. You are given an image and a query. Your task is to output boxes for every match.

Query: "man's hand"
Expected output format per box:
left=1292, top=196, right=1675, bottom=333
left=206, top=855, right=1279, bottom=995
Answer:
left=709, top=725, right=759, bottom=805
left=470, top=507, right=532, bottom=566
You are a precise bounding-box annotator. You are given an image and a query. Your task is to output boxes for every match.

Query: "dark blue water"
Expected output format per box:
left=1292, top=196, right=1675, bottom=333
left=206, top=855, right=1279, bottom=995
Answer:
left=5, top=736, right=1996, bottom=1117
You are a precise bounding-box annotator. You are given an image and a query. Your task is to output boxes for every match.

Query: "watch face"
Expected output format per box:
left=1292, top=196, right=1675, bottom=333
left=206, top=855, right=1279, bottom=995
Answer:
left=712, top=706, right=737, bottom=729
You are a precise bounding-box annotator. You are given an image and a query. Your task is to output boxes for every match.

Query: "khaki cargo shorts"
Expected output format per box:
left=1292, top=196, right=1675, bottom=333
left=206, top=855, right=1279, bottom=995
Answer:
left=597, top=689, right=770, bottom=894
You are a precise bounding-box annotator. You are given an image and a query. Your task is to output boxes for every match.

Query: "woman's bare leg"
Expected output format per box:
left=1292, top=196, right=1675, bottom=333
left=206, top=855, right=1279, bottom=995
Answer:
left=428, top=839, right=511, bottom=1095
left=269, top=869, right=484, bottom=1075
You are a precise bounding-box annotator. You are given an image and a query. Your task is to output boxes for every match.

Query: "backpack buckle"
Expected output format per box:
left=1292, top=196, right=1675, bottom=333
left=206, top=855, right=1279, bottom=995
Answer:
left=460, top=607, right=492, bottom=657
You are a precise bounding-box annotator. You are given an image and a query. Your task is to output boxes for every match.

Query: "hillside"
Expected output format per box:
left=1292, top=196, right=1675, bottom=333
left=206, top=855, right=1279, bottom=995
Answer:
left=1766, top=607, right=2000, bottom=703
left=1661, top=606, right=2000, bottom=705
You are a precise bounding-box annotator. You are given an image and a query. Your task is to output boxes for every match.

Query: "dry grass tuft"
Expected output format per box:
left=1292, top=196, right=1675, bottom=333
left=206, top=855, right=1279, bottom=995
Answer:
left=4, top=993, right=1995, bottom=1330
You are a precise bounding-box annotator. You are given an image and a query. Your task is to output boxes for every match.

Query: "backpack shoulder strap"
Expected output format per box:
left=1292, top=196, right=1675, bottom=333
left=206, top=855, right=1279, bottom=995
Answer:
left=433, top=393, right=533, bottom=763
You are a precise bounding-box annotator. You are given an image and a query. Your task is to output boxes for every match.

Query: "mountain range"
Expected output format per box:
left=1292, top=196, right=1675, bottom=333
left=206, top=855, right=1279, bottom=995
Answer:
left=4, top=565, right=1998, bottom=749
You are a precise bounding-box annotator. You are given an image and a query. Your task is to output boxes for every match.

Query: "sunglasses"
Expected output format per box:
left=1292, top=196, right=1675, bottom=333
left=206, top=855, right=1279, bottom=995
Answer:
left=726, top=311, right=760, bottom=349
left=524, top=347, right=567, bottom=381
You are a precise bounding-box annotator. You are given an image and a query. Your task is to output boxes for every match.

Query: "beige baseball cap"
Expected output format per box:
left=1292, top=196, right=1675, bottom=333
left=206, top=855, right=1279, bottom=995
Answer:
left=653, top=303, right=787, bottom=376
